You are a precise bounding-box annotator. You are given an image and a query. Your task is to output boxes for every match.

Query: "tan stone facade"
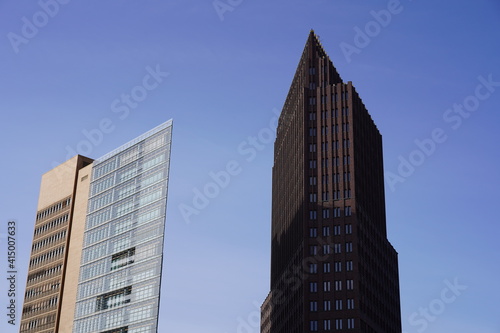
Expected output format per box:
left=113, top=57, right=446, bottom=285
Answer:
left=20, top=156, right=93, bottom=333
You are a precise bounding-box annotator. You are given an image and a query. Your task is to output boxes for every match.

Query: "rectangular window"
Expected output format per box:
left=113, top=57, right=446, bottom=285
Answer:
left=323, top=244, right=331, bottom=254
left=346, top=242, right=353, bottom=253
left=310, top=301, right=318, bottom=312
left=334, top=243, right=341, bottom=254
left=309, top=263, right=318, bottom=274
left=310, top=193, right=317, bottom=202
left=347, top=318, right=355, bottom=329
left=323, top=262, right=331, bottom=273
left=310, top=245, right=318, bottom=255
left=310, top=282, right=318, bottom=293
left=345, top=224, right=352, bottom=234
left=309, top=210, right=317, bottom=220
left=322, top=226, right=330, bottom=237
left=335, top=319, right=343, bottom=330
left=335, top=299, right=343, bottom=310
left=334, top=225, right=341, bottom=235
left=347, top=299, right=354, bottom=309
left=322, top=209, right=330, bottom=219
left=334, top=261, right=342, bottom=272
left=346, top=260, right=353, bottom=271
left=310, top=160, right=317, bottom=169
left=346, top=279, right=354, bottom=290
left=310, top=320, right=318, bottom=331
left=110, top=248, right=135, bottom=271
left=323, top=281, right=331, bottom=292
left=333, top=207, right=341, bottom=217
left=345, top=206, right=352, bottom=216
left=309, top=144, right=316, bottom=153
left=309, top=176, right=317, bottom=186
left=309, top=228, right=318, bottom=238
left=96, top=286, right=132, bottom=311
left=322, top=191, right=329, bottom=201
left=323, top=319, right=331, bottom=330
left=335, top=280, right=342, bottom=291
left=324, top=301, right=331, bottom=311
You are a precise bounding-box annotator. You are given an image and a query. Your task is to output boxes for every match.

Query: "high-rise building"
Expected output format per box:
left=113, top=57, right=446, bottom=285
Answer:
left=20, top=120, right=173, bottom=333
left=260, top=32, right=401, bottom=333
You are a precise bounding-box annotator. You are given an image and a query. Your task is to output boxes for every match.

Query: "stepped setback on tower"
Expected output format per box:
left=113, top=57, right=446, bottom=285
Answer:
left=260, top=32, right=402, bottom=333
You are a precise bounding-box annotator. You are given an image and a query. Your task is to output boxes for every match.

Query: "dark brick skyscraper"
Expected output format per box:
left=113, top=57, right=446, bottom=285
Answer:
left=261, top=31, right=402, bottom=333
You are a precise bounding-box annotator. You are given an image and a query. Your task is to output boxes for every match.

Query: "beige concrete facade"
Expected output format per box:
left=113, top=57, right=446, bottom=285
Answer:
left=20, top=155, right=93, bottom=333
left=58, top=163, right=93, bottom=333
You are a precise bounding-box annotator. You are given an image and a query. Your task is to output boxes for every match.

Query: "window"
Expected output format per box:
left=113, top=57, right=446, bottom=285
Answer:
left=309, top=228, right=317, bottom=238
left=346, top=279, right=354, bottom=290
left=347, top=299, right=354, bottom=309
left=347, top=318, right=355, bottom=329
left=335, top=280, right=342, bottom=291
left=333, top=207, right=341, bottom=217
left=345, top=224, right=352, bottom=234
left=310, top=193, right=317, bottom=203
left=309, top=210, right=317, bottom=220
left=322, top=209, right=330, bottom=219
left=346, top=242, right=353, bottom=253
left=334, top=243, right=341, bottom=254
left=324, top=300, right=331, bottom=311
left=310, top=282, right=318, bottom=292
left=322, top=226, right=330, bottom=237
left=322, top=175, right=329, bottom=185
left=345, top=206, right=352, bottom=216
left=110, top=248, right=135, bottom=271
left=344, top=172, right=351, bottom=182
left=323, top=262, right=331, bottom=273
left=324, top=319, right=331, bottom=330
left=323, top=281, right=331, bottom=292
left=310, top=301, right=318, bottom=312
left=309, top=144, right=316, bottom=152
left=335, top=319, right=343, bottom=330
left=310, top=245, right=318, bottom=255
left=343, top=155, right=350, bottom=165
left=323, top=244, right=331, bottom=254
left=309, top=263, right=318, bottom=274
left=322, top=191, right=329, bottom=201
left=346, top=261, right=353, bottom=271
left=309, top=176, right=316, bottom=185
left=309, top=112, right=316, bottom=120
left=322, top=142, right=328, bottom=151
left=309, top=128, right=317, bottom=136
left=310, top=160, right=317, bottom=169
left=334, top=225, right=341, bottom=235
left=310, top=320, right=318, bottom=331
left=334, top=261, right=342, bottom=272
left=96, top=286, right=132, bottom=311
left=344, top=189, right=351, bottom=198
left=335, top=299, right=343, bottom=310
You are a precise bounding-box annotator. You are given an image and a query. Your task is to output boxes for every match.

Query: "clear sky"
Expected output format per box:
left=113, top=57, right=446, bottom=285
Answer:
left=1, top=1, right=499, bottom=332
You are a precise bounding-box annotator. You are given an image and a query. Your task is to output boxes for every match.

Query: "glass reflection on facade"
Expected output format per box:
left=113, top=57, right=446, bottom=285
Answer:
left=73, top=120, right=172, bottom=333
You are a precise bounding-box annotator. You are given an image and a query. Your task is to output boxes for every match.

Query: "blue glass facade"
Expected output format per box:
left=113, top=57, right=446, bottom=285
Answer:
left=73, top=120, right=172, bottom=333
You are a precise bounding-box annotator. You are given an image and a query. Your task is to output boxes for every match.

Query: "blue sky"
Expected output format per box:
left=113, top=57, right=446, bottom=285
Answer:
left=1, top=1, right=499, bottom=332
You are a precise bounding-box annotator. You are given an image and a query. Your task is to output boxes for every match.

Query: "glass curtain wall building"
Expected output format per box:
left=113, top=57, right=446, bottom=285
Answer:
left=19, top=119, right=173, bottom=333
left=72, top=120, right=172, bottom=333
